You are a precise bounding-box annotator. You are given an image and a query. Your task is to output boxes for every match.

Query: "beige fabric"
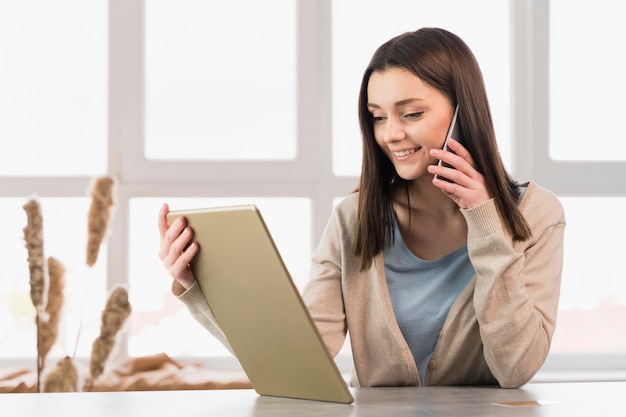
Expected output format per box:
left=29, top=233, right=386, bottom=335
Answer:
left=90, top=352, right=251, bottom=391
left=0, top=368, right=35, bottom=393
left=177, top=181, right=565, bottom=389
left=0, top=353, right=251, bottom=393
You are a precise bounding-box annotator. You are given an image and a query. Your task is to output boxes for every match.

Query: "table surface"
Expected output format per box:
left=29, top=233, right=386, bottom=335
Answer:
left=2, top=381, right=625, bottom=417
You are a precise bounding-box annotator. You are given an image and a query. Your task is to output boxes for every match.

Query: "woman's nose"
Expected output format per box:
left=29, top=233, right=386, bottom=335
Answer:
left=383, top=116, right=405, bottom=143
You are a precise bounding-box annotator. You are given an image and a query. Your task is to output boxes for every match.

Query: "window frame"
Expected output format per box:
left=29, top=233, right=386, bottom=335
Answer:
left=108, top=0, right=354, bottom=240
left=512, top=0, right=626, bottom=195
left=1, top=0, right=624, bottom=379
left=512, top=0, right=626, bottom=377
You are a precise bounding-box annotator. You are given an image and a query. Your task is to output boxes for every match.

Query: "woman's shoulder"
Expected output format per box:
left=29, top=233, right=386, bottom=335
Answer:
left=335, top=192, right=359, bottom=211
left=323, top=192, right=359, bottom=236
left=520, top=181, right=566, bottom=226
left=330, top=191, right=360, bottom=222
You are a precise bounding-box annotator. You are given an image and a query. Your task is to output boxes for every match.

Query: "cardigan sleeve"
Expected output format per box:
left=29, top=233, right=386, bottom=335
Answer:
left=173, top=280, right=234, bottom=354
left=301, top=203, right=350, bottom=358
left=461, top=186, right=565, bottom=388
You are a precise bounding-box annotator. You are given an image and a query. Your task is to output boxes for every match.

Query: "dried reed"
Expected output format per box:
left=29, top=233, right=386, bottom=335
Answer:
left=22, top=198, right=47, bottom=309
left=85, top=286, right=131, bottom=390
left=85, top=176, right=117, bottom=267
left=43, top=356, right=78, bottom=392
left=22, top=197, right=48, bottom=392
left=38, top=257, right=65, bottom=370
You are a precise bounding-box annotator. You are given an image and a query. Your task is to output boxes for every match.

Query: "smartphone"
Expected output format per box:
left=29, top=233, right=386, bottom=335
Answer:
left=434, top=105, right=463, bottom=182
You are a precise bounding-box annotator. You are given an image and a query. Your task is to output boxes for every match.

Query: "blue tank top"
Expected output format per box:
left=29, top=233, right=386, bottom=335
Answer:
left=384, top=222, right=475, bottom=384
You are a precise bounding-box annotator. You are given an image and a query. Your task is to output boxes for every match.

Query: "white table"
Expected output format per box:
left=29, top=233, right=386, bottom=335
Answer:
left=2, top=381, right=625, bottom=417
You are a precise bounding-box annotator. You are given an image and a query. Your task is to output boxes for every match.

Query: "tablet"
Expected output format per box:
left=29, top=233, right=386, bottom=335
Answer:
left=167, top=205, right=354, bottom=404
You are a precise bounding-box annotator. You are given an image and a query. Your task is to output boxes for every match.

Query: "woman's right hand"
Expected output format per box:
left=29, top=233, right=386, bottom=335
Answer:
left=158, top=203, right=199, bottom=290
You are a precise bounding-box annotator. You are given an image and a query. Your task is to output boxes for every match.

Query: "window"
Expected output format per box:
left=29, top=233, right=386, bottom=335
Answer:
left=1, top=0, right=624, bottom=379
left=144, top=0, right=297, bottom=161
left=0, top=0, right=107, bottom=176
left=549, top=0, right=626, bottom=162
left=532, top=0, right=626, bottom=360
left=553, top=197, right=626, bottom=353
left=0, top=0, right=108, bottom=361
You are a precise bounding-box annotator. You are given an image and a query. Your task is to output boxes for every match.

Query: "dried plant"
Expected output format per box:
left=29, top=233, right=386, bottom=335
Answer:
left=75, top=175, right=118, bottom=360
left=22, top=197, right=49, bottom=391
left=22, top=198, right=47, bottom=309
left=86, top=176, right=117, bottom=267
left=38, top=257, right=66, bottom=370
left=20, top=178, right=132, bottom=393
left=43, top=356, right=78, bottom=392
left=85, top=286, right=132, bottom=390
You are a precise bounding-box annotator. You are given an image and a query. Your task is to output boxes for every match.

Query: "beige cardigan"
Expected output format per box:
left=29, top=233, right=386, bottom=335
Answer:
left=175, top=181, right=565, bottom=388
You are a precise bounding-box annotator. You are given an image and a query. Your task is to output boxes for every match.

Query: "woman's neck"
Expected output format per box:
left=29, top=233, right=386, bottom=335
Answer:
left=391, top=176, right=467, bottom=260
left=393, top=176, right=459, bottom=218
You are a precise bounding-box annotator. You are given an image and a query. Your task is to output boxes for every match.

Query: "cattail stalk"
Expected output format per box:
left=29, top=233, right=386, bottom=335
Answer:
left=85, top=176, right=117, bottom=267
left=43, top=356, right=78, bottom=392
left=22, top=197, right=48, bottom=392
left=38, top=257, right=65, bottom=370
left=23, top=198, right=47, bottom=309
left=74, top=176, right=118, bottom=357
left=84, top=286, right=131, bottom=391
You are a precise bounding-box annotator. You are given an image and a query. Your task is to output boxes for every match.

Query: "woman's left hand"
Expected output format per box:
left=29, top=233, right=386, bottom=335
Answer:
left=427, top=138, right=492, bottom=209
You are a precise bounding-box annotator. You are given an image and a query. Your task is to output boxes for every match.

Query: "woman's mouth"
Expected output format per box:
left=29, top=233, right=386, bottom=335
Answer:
left=393, top=148, right=419, bottom=158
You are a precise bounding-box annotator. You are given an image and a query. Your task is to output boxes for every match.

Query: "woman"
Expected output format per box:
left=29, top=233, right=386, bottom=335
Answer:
left=158, top=27, right=565, bottom=388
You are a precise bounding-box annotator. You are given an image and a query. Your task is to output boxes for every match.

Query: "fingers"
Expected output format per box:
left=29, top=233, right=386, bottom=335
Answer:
left=167, top=239, right=199, bottom=288
left=428, top=139, right=491, bottom=209
left=159, top=215, right=190, bottom=265
left=158, top=204, right=183, bottom=262
left=445, top=137, right=473, bottom=162
left=157, top=203, right=170, bottom=238
left=157, top=203, right=198, bottom=289
left=431, top=139, right=475, bottom=176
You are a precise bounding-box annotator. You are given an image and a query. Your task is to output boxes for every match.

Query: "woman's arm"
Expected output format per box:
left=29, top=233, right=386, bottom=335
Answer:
left=173, top=280, right=234, bottom=354
left=158, top=203, right=234, bottom=353
left=301, top=203, right=351, bottom=358
left=462, top=189, right=565, bottom=388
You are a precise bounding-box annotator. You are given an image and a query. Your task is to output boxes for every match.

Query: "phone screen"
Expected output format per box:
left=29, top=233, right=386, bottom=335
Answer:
left=434, top=105, right=461, bottom=182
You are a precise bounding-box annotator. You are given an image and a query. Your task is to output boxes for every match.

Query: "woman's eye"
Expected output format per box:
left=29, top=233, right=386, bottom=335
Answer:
left=372, top=115, right=386, bottom=123
left=405, top=112, right=423, bottom=120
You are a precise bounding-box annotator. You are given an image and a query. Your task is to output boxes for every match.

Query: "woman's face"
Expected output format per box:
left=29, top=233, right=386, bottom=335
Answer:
left=367, top=67, right=454, bottom=181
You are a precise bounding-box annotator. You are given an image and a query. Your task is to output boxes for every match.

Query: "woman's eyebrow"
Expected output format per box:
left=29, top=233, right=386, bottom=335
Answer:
left=367, top=97, right=426, bottom=109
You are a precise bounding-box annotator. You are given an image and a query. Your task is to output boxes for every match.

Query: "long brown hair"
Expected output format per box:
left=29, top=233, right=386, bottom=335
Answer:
left=353, top=27, right=531, bottom=271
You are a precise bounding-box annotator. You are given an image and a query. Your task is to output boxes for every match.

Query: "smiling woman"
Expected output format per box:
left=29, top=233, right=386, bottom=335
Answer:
left=1, top=0, right=624, bottom=386
left=160, top=27, right=565, bottom=389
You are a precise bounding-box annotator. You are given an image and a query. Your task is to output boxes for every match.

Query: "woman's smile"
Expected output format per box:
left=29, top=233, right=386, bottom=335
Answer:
left=393, top=147, right=420, bottom=158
